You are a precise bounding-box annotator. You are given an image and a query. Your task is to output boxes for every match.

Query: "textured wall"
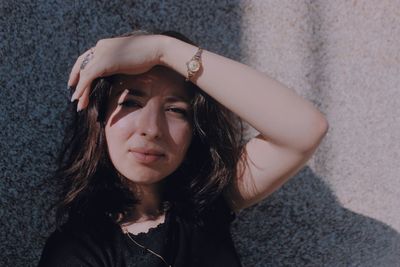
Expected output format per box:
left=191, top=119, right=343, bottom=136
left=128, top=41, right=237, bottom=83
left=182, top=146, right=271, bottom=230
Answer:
left=1, top=0, right=399, bottom=266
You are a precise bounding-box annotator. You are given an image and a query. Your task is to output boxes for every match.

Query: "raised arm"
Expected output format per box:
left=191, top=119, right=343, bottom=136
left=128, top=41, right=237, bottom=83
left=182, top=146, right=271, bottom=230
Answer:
left=159, top=36, right=328, bottom=152
left=158, top=36, right=328, bottom=212
left=68, top=34, right=329, bottom=212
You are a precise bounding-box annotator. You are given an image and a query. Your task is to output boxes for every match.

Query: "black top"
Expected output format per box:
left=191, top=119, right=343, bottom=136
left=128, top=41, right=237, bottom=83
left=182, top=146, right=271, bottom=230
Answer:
left=38, top=195, right=243, bottom=267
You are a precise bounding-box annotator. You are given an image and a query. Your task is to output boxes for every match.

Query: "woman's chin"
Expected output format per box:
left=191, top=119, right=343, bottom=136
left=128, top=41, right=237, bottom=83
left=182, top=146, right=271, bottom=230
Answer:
left=121, top=174, right=166, bottom=186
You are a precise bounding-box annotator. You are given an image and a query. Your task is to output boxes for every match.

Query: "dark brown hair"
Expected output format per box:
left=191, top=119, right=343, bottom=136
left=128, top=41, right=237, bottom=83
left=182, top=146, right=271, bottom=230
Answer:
left=52, top=29, right=249, bottom=228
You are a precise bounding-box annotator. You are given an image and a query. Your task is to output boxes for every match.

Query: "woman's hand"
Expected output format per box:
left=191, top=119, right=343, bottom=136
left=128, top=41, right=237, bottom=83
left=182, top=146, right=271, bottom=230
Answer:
left=67, top=34, right=166, bottom=111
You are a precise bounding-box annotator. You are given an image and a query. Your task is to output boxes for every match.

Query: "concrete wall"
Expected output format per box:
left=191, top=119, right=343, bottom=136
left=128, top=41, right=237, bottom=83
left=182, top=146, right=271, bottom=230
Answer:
left=1, top=1, right=399, bottom=266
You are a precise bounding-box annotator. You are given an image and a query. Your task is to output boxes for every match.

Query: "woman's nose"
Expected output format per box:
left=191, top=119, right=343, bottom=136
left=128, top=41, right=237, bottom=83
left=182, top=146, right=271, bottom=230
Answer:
left=136, top=102, right=164, bottom=139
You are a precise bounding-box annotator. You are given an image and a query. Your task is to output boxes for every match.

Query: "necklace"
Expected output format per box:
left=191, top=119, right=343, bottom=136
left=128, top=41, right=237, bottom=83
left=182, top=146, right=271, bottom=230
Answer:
left=124, top=229, right=172, bottom=267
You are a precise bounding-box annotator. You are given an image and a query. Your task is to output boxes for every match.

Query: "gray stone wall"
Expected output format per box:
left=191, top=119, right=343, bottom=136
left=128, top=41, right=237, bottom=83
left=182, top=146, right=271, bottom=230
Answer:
left=1, top=1, right=399, bottom=266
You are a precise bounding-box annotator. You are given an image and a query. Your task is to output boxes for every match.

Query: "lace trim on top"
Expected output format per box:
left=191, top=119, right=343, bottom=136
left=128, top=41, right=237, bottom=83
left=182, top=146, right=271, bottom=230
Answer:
left=122, top=206, right=171, bottom=238
left=127, top=220, right=167, bottom=238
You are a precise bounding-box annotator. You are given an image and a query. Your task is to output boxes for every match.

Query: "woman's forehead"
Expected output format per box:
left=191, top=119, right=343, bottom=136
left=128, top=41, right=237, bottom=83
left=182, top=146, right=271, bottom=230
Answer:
left=111, top=67, right=189, bottom=98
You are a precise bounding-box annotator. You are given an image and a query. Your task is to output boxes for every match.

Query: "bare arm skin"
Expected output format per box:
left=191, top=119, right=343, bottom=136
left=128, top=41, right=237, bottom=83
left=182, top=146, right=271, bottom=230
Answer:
left=158, top=36, right=328, bottom=212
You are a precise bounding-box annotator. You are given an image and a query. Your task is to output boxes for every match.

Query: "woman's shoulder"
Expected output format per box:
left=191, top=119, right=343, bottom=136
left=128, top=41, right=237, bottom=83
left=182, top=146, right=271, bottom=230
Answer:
left=37, top=215, right=122, bottom=267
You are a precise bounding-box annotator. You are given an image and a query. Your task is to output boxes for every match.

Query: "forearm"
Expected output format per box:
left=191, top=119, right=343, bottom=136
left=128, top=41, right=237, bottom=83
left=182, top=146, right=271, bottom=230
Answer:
left=158, top=35, right=328, bottom=152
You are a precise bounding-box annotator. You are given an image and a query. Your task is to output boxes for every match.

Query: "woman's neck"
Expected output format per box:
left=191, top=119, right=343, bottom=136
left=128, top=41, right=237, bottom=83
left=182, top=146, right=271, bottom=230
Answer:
left=118, top=183, right=167, bottom=235
left=127, top=181, right=165, bottom=222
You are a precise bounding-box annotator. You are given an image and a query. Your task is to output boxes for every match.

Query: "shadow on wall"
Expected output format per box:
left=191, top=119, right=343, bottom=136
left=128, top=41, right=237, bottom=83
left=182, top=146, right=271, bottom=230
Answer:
left=232, top=166, right=400, bottom=267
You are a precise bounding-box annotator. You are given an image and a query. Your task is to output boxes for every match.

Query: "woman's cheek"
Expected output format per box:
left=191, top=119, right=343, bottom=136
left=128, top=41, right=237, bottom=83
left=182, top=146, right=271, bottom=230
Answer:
left=112, top=115, right=137, bottom=139
left=170, top=124, right=192, bottom=156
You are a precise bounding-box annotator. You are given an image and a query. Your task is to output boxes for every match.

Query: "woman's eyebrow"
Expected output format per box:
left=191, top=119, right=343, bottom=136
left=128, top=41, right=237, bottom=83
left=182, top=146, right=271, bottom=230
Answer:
left=164, top=95, right=190, bottom=104
left=126, top=88, right=190, bottom=104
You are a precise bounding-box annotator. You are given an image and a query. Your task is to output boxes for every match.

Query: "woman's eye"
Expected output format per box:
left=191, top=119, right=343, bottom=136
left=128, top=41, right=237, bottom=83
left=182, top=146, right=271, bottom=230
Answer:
left=118, top=100, right=141, bottom=108
left=166, top=107, right=188, bottom=116
left=117, top=101, right=188, bottom=117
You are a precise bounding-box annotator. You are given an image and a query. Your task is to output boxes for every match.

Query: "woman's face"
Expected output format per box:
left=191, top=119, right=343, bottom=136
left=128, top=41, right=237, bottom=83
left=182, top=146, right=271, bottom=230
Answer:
left=104, top=66, right=193, bottom=186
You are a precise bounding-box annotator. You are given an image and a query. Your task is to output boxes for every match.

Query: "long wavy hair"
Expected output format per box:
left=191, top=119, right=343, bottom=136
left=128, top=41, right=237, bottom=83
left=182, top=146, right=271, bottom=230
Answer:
left=51, top=29, right=249, bottom=229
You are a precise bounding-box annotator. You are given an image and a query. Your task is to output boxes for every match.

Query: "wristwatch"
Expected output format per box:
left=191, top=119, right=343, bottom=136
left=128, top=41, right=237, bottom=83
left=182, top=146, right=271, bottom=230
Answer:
left=185, top=47, right=203, bottom=82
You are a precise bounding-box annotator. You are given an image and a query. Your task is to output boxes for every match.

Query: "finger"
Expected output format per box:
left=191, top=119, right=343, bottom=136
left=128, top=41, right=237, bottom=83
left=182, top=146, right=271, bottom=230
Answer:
left=79, top=85, right=92, bottom=111
left=76, top=86, right=91, bottom=112
left=68, top=48, right=93, bottom=87
left=71, top=68, right=95, bottom=103
left=70, top=50, right=98, bottom=101
left=67, top=54, right=85, bottom=87
left=68, top=61, right=80, bottom=88
left=71, top=59, right=101, bottom=102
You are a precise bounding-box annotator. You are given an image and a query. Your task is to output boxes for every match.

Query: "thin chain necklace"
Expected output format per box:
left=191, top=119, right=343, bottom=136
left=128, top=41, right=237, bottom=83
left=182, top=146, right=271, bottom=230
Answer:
left=121, top=210, right=172, bottom=267
left=124, top=230, right=172, bottom=267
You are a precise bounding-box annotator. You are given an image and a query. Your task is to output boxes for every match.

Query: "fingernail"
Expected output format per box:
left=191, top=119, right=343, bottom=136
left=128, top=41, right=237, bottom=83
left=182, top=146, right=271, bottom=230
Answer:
left=71, top=93, right=76, bottom=102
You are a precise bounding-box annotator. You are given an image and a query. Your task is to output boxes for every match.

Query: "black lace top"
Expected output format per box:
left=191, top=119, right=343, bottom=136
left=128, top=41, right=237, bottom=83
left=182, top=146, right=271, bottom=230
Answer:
left=37, top=195, right=243, bottom=267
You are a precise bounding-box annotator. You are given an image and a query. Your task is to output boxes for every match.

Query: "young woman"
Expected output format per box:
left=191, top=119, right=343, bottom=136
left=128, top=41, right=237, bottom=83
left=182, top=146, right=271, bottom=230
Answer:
left=38, top=30, right=328, bottom=267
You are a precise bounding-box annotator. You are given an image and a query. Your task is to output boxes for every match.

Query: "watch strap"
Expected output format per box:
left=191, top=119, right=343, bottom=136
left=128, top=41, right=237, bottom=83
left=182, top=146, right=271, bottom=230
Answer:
left=185, top=47, right=203, bottom=82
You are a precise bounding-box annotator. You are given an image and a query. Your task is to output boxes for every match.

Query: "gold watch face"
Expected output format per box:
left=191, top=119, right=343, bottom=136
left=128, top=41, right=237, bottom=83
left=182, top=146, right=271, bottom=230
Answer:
left=188, top=60, right=201, bottom=72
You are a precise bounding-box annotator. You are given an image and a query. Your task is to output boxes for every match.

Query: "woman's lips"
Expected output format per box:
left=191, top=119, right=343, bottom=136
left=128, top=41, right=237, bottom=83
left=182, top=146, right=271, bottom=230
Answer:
left=129, top=151, right=164, bottom=164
